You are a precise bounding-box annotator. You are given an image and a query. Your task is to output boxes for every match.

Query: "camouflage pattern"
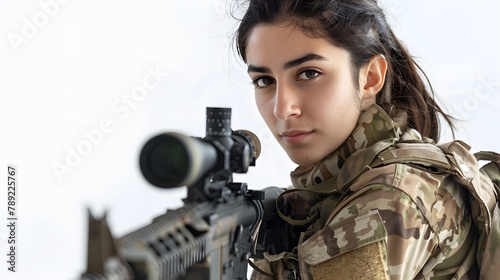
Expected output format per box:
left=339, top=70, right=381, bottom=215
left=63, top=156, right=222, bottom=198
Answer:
left=250, top=104, right=491, bottom=279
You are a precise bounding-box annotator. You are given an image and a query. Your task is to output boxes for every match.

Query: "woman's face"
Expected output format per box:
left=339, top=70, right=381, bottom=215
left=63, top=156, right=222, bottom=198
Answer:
left=245, top=22, right=364, bottom=166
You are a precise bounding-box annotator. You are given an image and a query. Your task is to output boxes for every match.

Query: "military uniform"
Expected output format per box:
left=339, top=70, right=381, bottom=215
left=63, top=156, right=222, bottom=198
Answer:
left=251, top=104, right=483, bottom=279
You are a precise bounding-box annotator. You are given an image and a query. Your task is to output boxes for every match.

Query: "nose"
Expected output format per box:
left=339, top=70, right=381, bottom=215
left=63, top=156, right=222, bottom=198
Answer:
left=273, top=82, right=301, bottom=120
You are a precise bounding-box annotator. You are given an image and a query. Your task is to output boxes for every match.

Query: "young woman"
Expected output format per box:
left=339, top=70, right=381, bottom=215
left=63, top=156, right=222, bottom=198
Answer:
left=233, top=0, right=487, bottom=279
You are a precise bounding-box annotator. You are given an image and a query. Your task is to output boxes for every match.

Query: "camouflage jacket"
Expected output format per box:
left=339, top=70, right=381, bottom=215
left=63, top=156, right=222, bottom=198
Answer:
left=251, top=104, right=481, bottom=280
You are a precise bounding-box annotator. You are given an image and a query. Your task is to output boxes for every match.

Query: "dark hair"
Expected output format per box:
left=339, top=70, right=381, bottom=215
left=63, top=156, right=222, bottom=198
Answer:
left=234, top=0, right=455, bottom=142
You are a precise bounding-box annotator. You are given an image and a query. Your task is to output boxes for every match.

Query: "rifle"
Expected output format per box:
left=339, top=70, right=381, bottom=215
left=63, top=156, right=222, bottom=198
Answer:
left=81, top=107, right=285, bottom=280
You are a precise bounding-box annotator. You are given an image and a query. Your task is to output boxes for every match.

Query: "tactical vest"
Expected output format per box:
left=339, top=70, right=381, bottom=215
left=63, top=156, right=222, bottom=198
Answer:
left=250, top=138, right=500, bottom=280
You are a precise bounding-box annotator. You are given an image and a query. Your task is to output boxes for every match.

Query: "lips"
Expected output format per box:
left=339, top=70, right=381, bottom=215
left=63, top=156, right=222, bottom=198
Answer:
left=281, top=130, right=313, bottom=144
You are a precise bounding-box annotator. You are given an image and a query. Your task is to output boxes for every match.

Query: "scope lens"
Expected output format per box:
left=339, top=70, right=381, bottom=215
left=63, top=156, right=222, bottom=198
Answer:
left=140, top=132, right=218, bottom=189
left=144, top=136, right=190, bottom=187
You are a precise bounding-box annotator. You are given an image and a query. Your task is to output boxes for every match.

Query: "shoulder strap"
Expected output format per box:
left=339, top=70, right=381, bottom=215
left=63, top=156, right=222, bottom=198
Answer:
left=372, top=141, right=450, bottom=170
left=336, top=138, right=452, bottom=192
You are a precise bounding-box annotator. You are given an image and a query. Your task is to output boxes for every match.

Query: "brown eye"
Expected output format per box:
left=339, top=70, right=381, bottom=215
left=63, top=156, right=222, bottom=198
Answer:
left=297, top=70, right=320, bottom=80
left=254, top=76, right=274, bottom=88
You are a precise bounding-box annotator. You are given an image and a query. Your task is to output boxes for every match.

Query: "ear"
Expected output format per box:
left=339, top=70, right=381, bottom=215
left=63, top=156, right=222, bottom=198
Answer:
left=358, top=54, right=387, bottom=110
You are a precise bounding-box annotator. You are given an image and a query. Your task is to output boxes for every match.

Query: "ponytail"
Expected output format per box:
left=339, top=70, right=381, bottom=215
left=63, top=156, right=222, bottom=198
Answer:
left=378, top=28, right=455, bottom=142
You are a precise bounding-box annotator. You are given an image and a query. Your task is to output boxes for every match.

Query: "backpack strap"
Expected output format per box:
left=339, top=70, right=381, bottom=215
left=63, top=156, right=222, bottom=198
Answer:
left=438, top=141, right=498, bottom=233
left=475, top=151, right=500, bottom=192
left=474, top=151, right=500, bottom=162
left=472, top=151, right=500, bottom=277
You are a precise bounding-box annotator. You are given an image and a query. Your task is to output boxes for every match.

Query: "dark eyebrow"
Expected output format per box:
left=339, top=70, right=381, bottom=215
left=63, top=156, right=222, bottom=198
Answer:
left=247, top=53, right=327, bottom=73
left=283, top=53, right=327, bottom=70
left=247, top=65, right=271, bottom=74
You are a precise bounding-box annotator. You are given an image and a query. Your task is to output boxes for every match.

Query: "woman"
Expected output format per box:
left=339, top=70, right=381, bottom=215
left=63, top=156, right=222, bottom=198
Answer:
left=234, top=0, right=483, bottom=279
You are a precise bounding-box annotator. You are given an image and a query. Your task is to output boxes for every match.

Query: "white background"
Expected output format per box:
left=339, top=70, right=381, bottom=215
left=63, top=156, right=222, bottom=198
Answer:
left=0, top=0, right=499, bottom=279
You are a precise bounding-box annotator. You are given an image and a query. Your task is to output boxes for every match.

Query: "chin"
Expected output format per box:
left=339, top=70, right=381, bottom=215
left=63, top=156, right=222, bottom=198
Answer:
left=289, top=154, right=320, bottom=167
left=280, top=143, right=330, bottom=167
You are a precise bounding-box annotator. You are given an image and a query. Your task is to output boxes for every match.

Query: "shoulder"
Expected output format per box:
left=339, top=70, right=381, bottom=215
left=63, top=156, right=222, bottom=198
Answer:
left=336, top=163, right=469, bottom=236
left=299, top=176, right=472, bottom=278
left=324, top=163, right=472, bottom=258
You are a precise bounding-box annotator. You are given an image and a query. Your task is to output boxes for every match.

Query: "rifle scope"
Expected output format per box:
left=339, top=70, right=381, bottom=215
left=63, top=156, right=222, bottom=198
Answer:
left=139, top=108, right=261, bottom=189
